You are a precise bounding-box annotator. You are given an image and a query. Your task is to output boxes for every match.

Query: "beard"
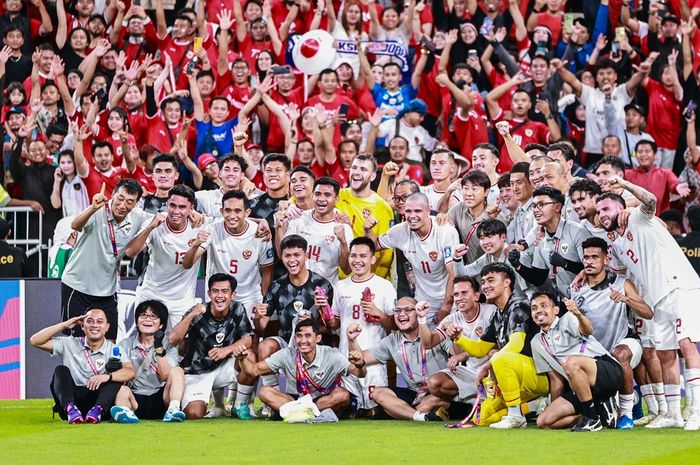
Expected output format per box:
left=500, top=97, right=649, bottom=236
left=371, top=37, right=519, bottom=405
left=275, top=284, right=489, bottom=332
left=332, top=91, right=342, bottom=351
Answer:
left=603, top=216, right=619, bottom=232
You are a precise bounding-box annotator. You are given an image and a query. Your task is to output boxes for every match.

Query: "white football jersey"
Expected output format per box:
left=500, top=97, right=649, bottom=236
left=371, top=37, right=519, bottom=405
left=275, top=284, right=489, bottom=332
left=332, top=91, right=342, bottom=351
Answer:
left=285, top=211, right=354, bottom=285
left=332, top=274, right=397, bottom=355
left=138, top=221, right=200, bottom=303
left=609, top=207, right=700, bottom=306
left=378, top=217, right=459, bottom=315
left=203, top=218, right=274, bottom=314
left=419, top=184, right=447, bottom=211
left=195, top=188, right=224, bottom=218
left=436, top=303, right=497, bottom=371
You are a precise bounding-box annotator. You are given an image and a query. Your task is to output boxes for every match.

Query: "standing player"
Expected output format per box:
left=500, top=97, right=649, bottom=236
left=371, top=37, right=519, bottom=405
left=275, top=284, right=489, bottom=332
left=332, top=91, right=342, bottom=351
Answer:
left=168, top=274, right=257, bottom=420
left=424, top=276, right=497, bottom=407
left=195, top=155, right=258, bottom=218
left=570, top=237, right=653, bottom=429
left=182, top=190, right=273, bottom=321
left=336, top=154, right=394, bottom=279
left=420, top=148, right=458, bottom=211
left=125, top=185, right=201, bottom=327
left=367, top=192, right=459, bottom=325
left=596, top=177, right=700, bottom=430
left=280, top=177, right=354, bottom=285
left=332, top=237, right=397, bottom=411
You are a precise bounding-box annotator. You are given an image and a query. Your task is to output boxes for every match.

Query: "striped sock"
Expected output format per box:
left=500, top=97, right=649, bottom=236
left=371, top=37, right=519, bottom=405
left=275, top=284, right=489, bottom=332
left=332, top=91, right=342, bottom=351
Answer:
left=640, top=384, right=658, bottom=415
left=653, top=383, right=668, bottom=415
left=665, top=384, right=682, bottom=418
left=685, top=368, right=700, bottom=412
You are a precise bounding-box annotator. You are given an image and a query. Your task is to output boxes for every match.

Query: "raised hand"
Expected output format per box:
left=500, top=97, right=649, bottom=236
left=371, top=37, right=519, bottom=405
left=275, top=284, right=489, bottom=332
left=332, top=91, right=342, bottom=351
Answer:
left=595, top=33, right=607, bottom=51
left=383, top=161, right=400, bottom=177
left=608, top=284, right=628, bottom=303
left=563, top=298, right=582, bottom=317
left=92, top=183, right=108, bottom=211
left=194, top=228, right=210, bottom=247
left=0, top=45, right=12, bottom=64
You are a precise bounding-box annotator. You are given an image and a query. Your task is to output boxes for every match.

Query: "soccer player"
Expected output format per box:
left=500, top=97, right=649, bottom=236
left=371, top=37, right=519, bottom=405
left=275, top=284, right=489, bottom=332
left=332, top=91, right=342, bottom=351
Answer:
left=169, top=274, right=256, bottom=420
left=61, top=179, right=148, bottom=340
left=195, top=155, right=259, bottom=218
left=182, top=190, right=273, bottom=321
left=30, top=308, right=135, bottom=424
left=280, top=177, right=354, bottom=285
left=451, top=263, right=549, bottom=428
left=347, top=297, right=452, bottom=422
left=531, top=292, right=624, bottom=432
left=234, top=319, right=367, bottom=418
left=336, top=154, right=394, bottom=279
left=110, top=300, right=186, bottom=423
left=420, top=149, right=458, bottom=212
left=507, top=162, right=535, bottom=243
left=253, top=235, right=334, bottom=392
left=570, top=237, right=653, bottom=429
left=508, top=187, right=591, bottom=298
left=125, top=185, right=200, bottom=328
left=139, top=154, right=180, bottom=213
left=424, top=277, right=497, bottom=407
left=332, top=237, right=397, bottom=411
left=596, top=176, right=700, bottom=430
left=367, top=192, right=458, bottom=325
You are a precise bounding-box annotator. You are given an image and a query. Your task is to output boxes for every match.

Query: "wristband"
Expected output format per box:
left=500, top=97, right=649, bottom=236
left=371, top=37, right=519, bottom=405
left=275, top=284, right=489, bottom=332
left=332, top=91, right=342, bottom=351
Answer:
left=355, top=360, right=366, bottom=369
left=417, top=316, right=428, bottom=325
left=155, top=350, right=166, bottom=357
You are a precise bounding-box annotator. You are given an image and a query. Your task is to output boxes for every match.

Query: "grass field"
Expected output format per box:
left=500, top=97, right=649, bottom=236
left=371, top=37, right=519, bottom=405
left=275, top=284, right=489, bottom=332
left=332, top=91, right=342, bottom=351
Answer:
left=2, top=399, right=700, bottom=465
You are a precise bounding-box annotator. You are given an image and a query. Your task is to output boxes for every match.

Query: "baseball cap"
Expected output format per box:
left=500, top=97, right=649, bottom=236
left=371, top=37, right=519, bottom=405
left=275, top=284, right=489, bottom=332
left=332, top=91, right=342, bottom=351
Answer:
left=0, top=218, right=12, bottom=239
left=245, top=143, right=262, bottom=151
left=624, top=103, right=646, bottom=116
left=197, top=153, right=217, bottom=171
left=6, top=106, right=26, bottom=117
left=662, top=14, right=680, bottom=25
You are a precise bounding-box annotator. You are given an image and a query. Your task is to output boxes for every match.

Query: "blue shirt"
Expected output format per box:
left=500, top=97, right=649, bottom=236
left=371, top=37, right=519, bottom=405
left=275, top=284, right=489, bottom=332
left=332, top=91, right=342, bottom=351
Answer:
left=194, top=118, right=238, bottom=160
left=372, top=83, right=416, bottom=117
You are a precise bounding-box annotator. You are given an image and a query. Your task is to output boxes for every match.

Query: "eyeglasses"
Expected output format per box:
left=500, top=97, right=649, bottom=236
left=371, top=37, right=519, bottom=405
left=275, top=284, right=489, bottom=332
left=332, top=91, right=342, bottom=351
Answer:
left=138, top=313, right=160, bottom=320
left=529, top=201, right=558, bottom=211
left=393, top=195, right=409, bottom=203
left=394, top=307, right=416, bottom=314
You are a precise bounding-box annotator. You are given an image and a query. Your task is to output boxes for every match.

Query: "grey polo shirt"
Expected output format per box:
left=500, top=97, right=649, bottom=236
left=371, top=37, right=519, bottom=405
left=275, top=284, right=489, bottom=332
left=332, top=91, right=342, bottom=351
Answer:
left=448, top=204, right=507, bottom=265
left=118, top=335, right=178, bottom=396
left=532, top=218, right=591, bottom=298
left=51, top=336, right=127, bottom=386
left=507, top=198, right=534, bottom=243
left=62, top=202, right=150, bottom=296
left=266, top=345, right=351, bottom=399
left=454, top=249, right=533, bottom=299
left=531, top=313, right=612, bottom=381
left=368, top=332, right=451, bottom=392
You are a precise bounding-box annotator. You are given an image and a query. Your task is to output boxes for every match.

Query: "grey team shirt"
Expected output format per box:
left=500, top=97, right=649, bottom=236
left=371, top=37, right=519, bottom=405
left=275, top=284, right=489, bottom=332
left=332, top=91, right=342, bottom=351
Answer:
left=118, top=335, right=179, bottom=395
left=51, top=336, right=128, bottom=386
left=62, top=203, right=151, bottom=296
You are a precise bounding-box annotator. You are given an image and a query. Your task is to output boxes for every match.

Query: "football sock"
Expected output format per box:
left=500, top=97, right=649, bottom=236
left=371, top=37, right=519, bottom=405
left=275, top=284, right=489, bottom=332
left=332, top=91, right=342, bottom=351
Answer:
left=412, top=411, right=427, bottom=422
left=227, top=382, right=238, bottom=404
left=581, top=399, right=597, bottom=420
left=619, top=393, right=634, bottom=418
left=262, top=375, right=279, bottom=387
left=640, top=384, right=658, bottom=415
left=507, top=405, right=524, bottom=419
left=653, top=383, right=667, bottom=415
left=235, top=384, right=255, bottom=408
left=212, top=389, right=225, bottom=410
left=168, top=400, right=180, bottom=411
left=665, top=384, right=682, bottom=418
left=685, top=368, right=700, bottom=412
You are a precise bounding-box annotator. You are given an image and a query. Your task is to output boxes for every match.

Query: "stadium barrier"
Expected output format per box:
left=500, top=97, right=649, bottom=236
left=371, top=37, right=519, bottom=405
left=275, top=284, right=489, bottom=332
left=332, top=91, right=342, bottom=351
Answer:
left=0, top=207, right=47, bottom=277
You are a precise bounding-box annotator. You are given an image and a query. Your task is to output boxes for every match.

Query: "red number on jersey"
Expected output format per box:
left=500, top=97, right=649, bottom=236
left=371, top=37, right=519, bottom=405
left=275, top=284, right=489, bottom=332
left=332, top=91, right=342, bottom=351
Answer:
left=420, top=261, right=431, bottom=274
left=229, top=259, right=238, bottom=274
left=634, top=318, right=643, bottom=336
left=308, top=245, right=321, bottom=262
left=175, top=251, right=185, bottom=265
left=676, top=318, right=682, bottom=335
left=352, top=304, right=361, bottom=319
left=626, top=249, right=639, bottom=264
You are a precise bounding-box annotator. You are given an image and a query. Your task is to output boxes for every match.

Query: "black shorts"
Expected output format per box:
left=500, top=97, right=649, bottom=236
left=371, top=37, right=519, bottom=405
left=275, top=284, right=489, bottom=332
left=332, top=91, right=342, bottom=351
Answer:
left=562, top=355, right=624, bottom=412
left=371, top=386, right=471, bottom=420
left=61, top=283, right=118, bottom=340
left=134, top=387, right=167, bottom=420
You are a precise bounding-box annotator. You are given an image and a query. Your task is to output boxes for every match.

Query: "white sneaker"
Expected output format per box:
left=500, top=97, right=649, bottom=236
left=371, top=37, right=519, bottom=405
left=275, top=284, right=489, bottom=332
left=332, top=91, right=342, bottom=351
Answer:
left=204, top=406, right=226, bottom=418
left=489, top=415, right=527, bottom=429
left=645, top=413, right=684, bottom=429
left=684, top=411, right=700, bottom=431
left=634, top=413, right=656, bottom=426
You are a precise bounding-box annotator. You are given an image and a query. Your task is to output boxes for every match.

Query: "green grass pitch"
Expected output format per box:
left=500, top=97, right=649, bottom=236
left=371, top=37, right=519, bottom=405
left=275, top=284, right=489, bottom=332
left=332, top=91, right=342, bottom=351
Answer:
left=2, top=399, right=700, bottom=465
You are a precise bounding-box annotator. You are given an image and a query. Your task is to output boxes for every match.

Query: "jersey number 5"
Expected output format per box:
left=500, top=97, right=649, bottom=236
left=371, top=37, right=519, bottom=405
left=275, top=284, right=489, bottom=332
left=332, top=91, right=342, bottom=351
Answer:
left=229, top=259, right=238, bottom=274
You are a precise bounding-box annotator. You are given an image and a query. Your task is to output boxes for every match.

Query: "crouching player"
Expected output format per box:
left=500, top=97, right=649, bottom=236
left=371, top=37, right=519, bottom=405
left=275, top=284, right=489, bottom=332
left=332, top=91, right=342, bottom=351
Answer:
left=532, top=293, right=623, bottom=432
left=234, top=319, right=367, bottom=418
left=110, top=300, right=186, bottom=423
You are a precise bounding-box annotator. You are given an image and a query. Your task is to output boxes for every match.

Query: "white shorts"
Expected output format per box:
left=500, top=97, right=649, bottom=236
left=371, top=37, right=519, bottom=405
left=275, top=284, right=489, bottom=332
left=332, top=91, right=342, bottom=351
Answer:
left=653, top=288, right=700, bottom=350
left=182, top=358, right=239, bottom=408
left=343, top=364, right=388, bottom=410
left=135, top=287, right=197, bottom=329
left=615, top=338, right=643, bottom=370
left=633, top=317, right=656, bottom=349
left=439, top=365, right=479, bottom=402
left=267, top=336, right=289, bottom=350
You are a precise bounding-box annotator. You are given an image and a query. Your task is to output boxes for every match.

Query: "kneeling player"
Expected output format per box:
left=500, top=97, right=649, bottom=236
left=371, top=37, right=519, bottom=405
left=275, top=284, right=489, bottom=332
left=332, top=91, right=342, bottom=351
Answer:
left=234, top=319, right=366, bottom=417
left=110, top=300, right=186, bottom=423
left=532, top=293, right=623, bottom=432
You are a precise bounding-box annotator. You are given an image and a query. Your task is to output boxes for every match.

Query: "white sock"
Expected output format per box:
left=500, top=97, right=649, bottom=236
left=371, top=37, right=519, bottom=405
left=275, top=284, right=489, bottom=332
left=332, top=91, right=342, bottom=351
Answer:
left=212, top=389, right=226, bottom=410
left=168, top=400, right=180, bottom=411
left=234, top=384, right=255, bottom=407
left=619, top=393, right=634, bottom=418
left=262, top=375, right=279, bottom=387
left=412, top=411, right=427, bottom=421
left=507, top=405, right=524, bottom=418
left=640, top=384, right=658, bottom=415
left=685, top=367, right=700, bottom=411
left=653, top=383, right=668, bottom=415
left=665, top=384, right=682, bottom=418
left=227, top=382, right=238, bottom=404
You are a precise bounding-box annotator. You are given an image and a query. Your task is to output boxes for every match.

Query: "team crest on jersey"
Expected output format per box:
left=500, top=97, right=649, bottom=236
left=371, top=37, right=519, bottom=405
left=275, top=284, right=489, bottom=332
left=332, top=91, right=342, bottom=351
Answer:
left=95, top=358, right=106, bottom=370
left=326, top=234, right=336, bottom=244
left=553, top=334, right=561, bottom=344
left=429, top=251, right=438, bottom=261
left=215, top=333, right=225, bottom=344
left=186, top=51, right=194, bottom=59
left=475, top=326, right=483, bottom=337
left=525, top=128, right=534, bottom=137
left=627, top=231, right=633, bottom=241
left=560, top=243, right=569, bottom=254
left=242, top=249, right=252, bottom=260
left=575, top=295, right=585, bottom=308
left=362, top=208, right=371, bottom=218
left=294, top=301, right=304, bottom=312
left=608, top=232, right=616, bottom=241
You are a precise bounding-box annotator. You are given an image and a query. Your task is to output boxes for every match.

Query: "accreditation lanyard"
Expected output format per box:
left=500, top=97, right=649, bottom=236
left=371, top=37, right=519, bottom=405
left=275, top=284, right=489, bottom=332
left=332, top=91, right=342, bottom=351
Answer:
left=461, top=221, right=481, bottom=264
left=104, top=203, right=118, bottom=259
left=82, top=337, right=100, bottom=376
left=295, top=350, right=340, bottom=396
left=400, top=342, right=427, bottom=386
left=137, top=347, right=159, bottom=374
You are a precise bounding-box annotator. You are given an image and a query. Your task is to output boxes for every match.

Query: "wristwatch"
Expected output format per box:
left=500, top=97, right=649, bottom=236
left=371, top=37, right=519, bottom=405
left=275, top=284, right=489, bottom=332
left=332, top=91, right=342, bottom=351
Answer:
left=155, top=349, right=166, bottom=357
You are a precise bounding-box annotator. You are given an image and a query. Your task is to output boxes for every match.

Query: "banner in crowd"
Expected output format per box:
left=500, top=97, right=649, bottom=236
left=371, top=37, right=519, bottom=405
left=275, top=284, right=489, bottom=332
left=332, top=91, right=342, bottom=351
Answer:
left=0, top=280, right=23, bottom=400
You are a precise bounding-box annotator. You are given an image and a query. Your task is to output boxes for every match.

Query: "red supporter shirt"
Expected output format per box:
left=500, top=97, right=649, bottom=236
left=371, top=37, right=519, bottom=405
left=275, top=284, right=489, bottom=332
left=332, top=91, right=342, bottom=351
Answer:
left=493, top=110, right=550, bottom=172
left=116, top=20, right=158, bottom=66
left=268, top=87, right=306, bottom=152
left=81, top=165, right=132, bottom=200
left=487, top=69, right=514, bottom=114
left=624, top=166, right=680, bottom=215
left=451, top=108, right=488, bottom=162
left=418, top=56, right=442, bottom=118
left=325, top=158, right=350, bottom=188
left=643, top=79, right=682, bottom=150
left=305, top=94, right=360, bottom=145
left=535, top=12, right=563, bottom=45
left=216, top=70, right=254, bottom=120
